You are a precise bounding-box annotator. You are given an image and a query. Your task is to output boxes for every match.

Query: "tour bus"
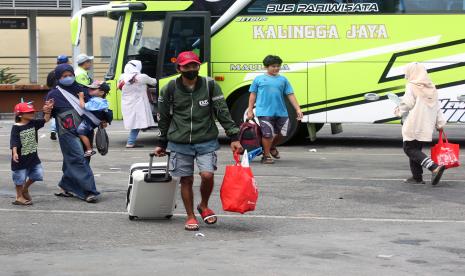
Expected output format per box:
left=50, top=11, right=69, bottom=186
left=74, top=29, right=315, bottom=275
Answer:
left=72, top=0, right=465, bottom=142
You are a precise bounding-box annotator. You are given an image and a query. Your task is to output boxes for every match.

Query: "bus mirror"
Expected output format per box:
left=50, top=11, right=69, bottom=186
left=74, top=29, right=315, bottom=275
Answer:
left=70, top=13, right=83, bottom=46
left=131, top=22, right=144, bottom=47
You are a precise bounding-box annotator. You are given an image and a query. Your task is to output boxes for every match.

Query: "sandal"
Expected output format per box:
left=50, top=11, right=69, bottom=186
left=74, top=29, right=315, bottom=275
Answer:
left=197, top=205, right=218, bottom=225
left=86, top=195, right=98, bottom=203
left=84, top=150, right=96, bottom=157
left=270, top=148, right=281, bottom=159
left=185, top=218, right=200, bottom=231
left=125, top=144, right=144, bottom=148
left=431, top=165, right=446, bottom=186
left=54, top=191, right=74, bottom=198
left=12, top=199, right=32, bottom=206
left=261, top=155, right=274, bottom=164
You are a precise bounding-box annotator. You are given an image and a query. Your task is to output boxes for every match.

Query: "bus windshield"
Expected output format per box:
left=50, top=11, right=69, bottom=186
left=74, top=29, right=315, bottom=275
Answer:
left=105, top=15, right=124, bottom=80
left=125, top=13, right=165, bottom=78
left=188, top=0, right=236, bottom=21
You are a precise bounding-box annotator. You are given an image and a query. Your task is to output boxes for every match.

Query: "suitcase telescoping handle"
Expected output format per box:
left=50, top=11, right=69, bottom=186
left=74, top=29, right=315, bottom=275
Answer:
left=148, top=152, right=171, bottom=181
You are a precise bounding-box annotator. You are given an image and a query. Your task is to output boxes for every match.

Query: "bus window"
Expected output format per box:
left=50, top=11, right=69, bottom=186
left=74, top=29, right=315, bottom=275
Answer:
left=105, top=15, right=124, bottom=80
left=402, top=0, right=465, bottom=13
left=160, top=17, right=207, bottom=77
left=189, top=0, right=236, bottom=22
left=125, top=13, right=164, bottom=78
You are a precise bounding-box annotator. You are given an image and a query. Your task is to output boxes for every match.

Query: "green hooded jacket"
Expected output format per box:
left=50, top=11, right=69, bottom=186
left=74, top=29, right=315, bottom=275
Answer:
left=156, top=76, right=239, bottom=147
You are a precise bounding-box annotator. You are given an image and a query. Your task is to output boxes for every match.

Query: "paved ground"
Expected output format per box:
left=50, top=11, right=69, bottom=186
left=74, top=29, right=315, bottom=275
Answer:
left=1, top=120, right=465, bottom=276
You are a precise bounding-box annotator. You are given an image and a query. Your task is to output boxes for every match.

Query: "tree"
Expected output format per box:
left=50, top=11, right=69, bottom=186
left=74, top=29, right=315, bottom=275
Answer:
left=0, top=67, right=20, bottom=84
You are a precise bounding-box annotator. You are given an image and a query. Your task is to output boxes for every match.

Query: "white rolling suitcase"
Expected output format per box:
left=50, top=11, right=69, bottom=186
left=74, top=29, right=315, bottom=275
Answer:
left=126, top=153, right=177, bottom=220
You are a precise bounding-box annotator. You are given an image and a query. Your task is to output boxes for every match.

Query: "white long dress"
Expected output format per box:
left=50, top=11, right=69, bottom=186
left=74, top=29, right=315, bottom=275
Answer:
left=121, top=73, right=156, bottom=130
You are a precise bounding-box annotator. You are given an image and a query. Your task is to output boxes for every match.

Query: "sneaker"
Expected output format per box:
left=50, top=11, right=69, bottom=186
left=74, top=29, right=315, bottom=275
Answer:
left=404, top=177, right=425, bottom=184
left=50, top=132, right=57, bottom=140
left=431, top=165, right=446, bottom=186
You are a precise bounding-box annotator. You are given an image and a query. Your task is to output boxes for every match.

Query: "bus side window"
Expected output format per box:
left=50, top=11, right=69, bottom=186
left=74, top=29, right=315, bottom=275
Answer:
left=402, top=0, right=465, bottom=13
left=162, top=17, right=205, bottom=77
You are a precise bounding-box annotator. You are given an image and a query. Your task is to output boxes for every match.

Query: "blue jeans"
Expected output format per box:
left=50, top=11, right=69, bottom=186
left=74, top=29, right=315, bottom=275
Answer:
left=77, top=120, right=94, bottom=136
left=127, top=129, right=140, bottom=145
left=12, top=164, right=43, bottom=185
left=57, top=131, right=99, bottom=200
left=50, top=118, right=57, bottom=133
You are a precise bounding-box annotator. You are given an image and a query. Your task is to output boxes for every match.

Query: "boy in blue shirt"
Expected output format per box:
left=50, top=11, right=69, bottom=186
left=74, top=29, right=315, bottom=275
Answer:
left=78, top=81, right=112, bottom=157
left=247, top=55, right=303, bottom=164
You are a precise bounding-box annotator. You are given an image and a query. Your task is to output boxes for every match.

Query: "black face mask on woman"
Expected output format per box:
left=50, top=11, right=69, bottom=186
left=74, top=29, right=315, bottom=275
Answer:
left=181, top=70, right=199, bottom=80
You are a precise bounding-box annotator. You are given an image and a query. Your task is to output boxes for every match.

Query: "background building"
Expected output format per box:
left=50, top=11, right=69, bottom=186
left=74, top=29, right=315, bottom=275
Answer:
left=0, top=0, right=116, bottom=85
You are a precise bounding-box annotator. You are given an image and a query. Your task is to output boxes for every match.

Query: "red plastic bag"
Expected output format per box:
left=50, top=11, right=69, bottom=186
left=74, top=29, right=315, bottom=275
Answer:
left=431, top=130, right=460, bottom=169
left=220, top=153, right=258, bottom=214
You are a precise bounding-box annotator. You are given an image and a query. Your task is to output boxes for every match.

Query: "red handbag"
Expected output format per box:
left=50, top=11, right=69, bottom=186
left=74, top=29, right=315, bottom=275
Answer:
left=431, top=130, right=460, bottom=169
left=220, top=153, right=258, bottom=214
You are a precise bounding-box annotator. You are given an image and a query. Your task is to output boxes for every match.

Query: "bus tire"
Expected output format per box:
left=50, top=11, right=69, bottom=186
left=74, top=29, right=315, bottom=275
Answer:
left=230, top=93, right=301, bottom=145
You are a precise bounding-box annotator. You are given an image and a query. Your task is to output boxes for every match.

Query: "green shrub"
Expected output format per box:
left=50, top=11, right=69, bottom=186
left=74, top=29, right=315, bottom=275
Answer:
left=0, top=67, right=20, bottom=84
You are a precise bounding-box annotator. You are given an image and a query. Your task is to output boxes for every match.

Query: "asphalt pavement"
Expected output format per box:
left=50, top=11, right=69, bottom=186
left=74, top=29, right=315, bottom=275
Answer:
left=1, top=120, right=465, bottom=276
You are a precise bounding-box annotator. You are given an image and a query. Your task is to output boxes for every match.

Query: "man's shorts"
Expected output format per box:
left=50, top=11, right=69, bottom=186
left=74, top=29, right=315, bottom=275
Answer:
left=257, top=116, right=289, bottom=138
left=77, top=120, right=94, bottom=136
left=169, top=151, right=217, bottom=177
left=12, top=164, right=43, bottom=185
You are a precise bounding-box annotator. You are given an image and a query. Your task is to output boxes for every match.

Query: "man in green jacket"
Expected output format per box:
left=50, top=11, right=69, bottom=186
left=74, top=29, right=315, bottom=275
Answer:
left=154, top=51, right=243, bottom=231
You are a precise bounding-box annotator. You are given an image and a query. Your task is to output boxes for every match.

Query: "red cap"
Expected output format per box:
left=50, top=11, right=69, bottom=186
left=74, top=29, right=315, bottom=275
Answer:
left=14, top=102, right=36, bottom=115
left=176, top=51, right=201, bottom=66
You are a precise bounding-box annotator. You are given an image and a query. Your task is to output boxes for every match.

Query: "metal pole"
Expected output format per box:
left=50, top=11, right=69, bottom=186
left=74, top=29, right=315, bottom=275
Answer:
left=28, top=10, right=38, bottom=84
left=72, top=0, right=82, bottom=68
left=85, top=15, right=94, bottom=78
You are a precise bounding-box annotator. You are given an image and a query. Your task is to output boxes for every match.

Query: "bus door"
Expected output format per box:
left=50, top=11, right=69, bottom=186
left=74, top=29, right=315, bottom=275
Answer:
left=157, top=12, right=211, bottom=87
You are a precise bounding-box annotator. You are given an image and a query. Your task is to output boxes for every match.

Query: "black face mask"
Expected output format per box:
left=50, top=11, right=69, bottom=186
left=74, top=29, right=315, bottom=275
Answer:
left=181, top=70, right=199, bottom=80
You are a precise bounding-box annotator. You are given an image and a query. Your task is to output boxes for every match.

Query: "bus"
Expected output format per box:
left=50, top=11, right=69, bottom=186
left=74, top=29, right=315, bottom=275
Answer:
left=71, top=0, right=465, bottom=143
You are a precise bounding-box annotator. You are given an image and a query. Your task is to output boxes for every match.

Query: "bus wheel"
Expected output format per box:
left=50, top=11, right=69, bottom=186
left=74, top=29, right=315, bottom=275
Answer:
left=230, top=93, right=301, bottom=145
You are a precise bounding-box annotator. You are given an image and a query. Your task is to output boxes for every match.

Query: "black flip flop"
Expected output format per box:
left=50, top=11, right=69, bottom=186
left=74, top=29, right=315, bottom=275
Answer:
left=12, top=200, right=33, bottom=206
left=54, top=191, right=74, bottom=198
left=431, top=166, right=446, bottom=186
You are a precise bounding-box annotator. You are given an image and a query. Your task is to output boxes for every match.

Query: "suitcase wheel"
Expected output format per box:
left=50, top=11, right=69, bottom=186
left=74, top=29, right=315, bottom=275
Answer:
left=165, top=215, right=173, bottom=219
left=129, top=215, right=137, bottom=221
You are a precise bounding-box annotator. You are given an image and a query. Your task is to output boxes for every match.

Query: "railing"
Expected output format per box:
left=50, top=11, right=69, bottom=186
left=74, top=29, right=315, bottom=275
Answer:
left=0, top=0, right=110, bottom=9
left=0, top=56, right=111, bottom=85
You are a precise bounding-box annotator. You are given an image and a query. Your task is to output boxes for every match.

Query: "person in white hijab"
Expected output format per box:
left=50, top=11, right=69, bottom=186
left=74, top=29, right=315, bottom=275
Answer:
left=118, top=60, right=156, bottom=148
left=395, top=62, right=446, bottom=185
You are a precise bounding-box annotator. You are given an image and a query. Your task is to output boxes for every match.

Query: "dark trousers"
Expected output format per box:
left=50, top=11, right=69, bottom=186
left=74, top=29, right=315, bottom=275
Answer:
left=403, top=140, right=438, bottom=180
